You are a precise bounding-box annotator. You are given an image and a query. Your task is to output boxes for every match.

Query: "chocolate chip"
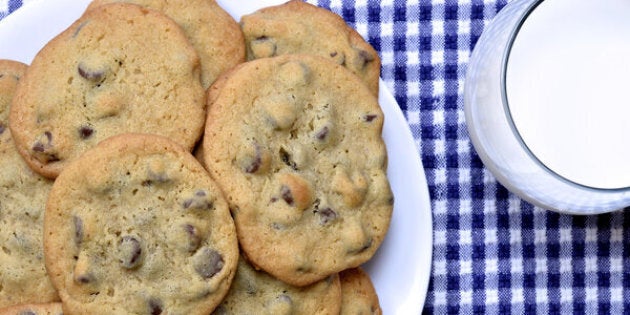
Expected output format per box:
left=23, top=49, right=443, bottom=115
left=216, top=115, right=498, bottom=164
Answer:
left=329, top=51, right=346, bottom=65
left=195, top=190, right=207, bottom=197
left=280, top=185, right=294, bottom=206
left=312, top=198, right=321, bottom=210
left=357, top=49, right=375, bottom=68
left=148, top=298, right=163, bottom=315
left=193, top=247, right=224, bottom=279
left=78, top=63, right=105, bottom=82
left=118, top=235, right=143, bottom=269
left=245, top=158, right=261, bottom=173
left=32, top=131, right=53, bottom=153
left=75, top=273, right=93, bottom=284
left=279, top=147, right=297, bottom=170
left=184, top=224, right=201, bottom=252
left=31, top=131, right=59, bottom=162
left=251, top=36, right=277, bottom=58
left=142, top=170, right=170, bottom=186
left=182, top=199, right=193, bottom=208
left=315, top=126, right=329, bottom=140
left=364, top=114, right=378, bottom=122
left=73, top=216, right=84, bottom=245
left=360, top=237, right=373, bottom=252
left=48, top=154, right=60, bottom=162
left=245, top=143, right=262, bottom=174
left=317, top=207, right=337, bottom=225
left=359, top=50, right=375, bottom=61
left=79, top=125, right=94, bottom=139
left=182, top=193, right=213, bottom=211
left=0, top=123, right=5, bottom=135
left=32, top=142, right=45, bottom=152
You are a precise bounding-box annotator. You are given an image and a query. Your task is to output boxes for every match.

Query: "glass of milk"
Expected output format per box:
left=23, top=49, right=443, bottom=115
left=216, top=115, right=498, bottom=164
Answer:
left=464, top=0, right=630, bottom=214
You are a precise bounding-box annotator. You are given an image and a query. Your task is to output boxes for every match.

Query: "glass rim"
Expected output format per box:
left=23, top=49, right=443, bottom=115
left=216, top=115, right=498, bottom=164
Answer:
left=499, top=0, right=630, bottom=192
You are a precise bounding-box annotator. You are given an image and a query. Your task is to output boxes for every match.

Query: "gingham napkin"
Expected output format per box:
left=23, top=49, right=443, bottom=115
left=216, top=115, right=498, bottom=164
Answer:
left=0, top=0, right=31, bottom=19
left=2, top=1, right=628, bottom=314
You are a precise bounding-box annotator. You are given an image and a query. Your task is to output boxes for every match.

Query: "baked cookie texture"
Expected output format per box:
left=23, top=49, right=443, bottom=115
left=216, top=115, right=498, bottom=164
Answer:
left=339, top=268, right=382, bottom=315
left=44, top=133, right=238, bottom=315
left=0, top=303, right=63, bottom=315
left=240, top=0, right=381, bottom=95
left=213, top=256, right=342, bottom=315
left=10, top=3, right=206, bottom=179
left=86, top=0, right=245, bottom=89
left=0, top=60, right=59, bottom=308
left=203, top=54, right=393, bottom=286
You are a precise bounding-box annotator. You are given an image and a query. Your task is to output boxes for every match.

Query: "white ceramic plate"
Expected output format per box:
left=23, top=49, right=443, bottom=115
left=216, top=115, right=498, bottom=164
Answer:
left=0, top=1, right=432, bottom=313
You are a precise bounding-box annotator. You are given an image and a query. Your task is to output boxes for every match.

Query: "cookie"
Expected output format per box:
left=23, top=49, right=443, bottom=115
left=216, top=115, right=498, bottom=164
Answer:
left=86, top=0, right=245, bottom=89
left=44, top=133, right=238, bottom=314
left=0, top=303, right=63, bottom=315
left=339, top=268, right=381, bottom=315
left=0, top=60, right=59, bottom=308
left=203, top=54, right=393, bottom=286
left=213, top=255, right=341, bottom=315
left=240, top=0, right=380, bottom=95
left=10, top=3, right=206, bottom=179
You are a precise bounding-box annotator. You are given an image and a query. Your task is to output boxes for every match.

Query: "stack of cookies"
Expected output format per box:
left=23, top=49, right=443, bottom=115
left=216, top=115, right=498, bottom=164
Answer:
left=0, top=1, right=391, bottom=314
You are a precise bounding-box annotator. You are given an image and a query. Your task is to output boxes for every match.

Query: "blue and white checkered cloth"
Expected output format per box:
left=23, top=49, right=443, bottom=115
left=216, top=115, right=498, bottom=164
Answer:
left=2, top=1, right=629, bottom=314
left=0, top=0, right=26, bottom=20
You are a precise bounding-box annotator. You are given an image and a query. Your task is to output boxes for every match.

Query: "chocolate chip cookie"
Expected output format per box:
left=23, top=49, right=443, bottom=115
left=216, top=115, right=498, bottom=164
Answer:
left=203, top=54, right=393, bottom=286
left=86, top=0, right=245, bottom=89
left=213, top=255, right=341, bottom=315
left=240, top=0, right=380, bottom=95
left=0, top=303, right=63, bottom=315
left=0, top=60, right=59, bottom=308
left=339, top=268, right=382, bottom=315
left=44, top=133, right=238, bottom=314
left=10, top=3, right=206, bottom=178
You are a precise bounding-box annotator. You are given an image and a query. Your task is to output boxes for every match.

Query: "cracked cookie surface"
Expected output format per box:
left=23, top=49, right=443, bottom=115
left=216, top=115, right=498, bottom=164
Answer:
left=0, top=60, right=59, bottom=308
left=203, top=54, right=393, bottom=286
left=241, top=0, right=380, bottom=95
left=10, top=3, right=205, bottom=178
left=44, top=134, right=238, bottom=315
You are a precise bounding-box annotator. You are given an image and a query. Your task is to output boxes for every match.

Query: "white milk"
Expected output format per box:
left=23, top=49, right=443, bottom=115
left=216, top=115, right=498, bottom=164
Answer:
left=506, top=0, right=630, bottom=189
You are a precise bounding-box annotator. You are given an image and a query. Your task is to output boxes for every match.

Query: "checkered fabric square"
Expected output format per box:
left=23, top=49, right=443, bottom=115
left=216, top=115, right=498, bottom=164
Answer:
left=2, top=1, right=630, bottom=314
